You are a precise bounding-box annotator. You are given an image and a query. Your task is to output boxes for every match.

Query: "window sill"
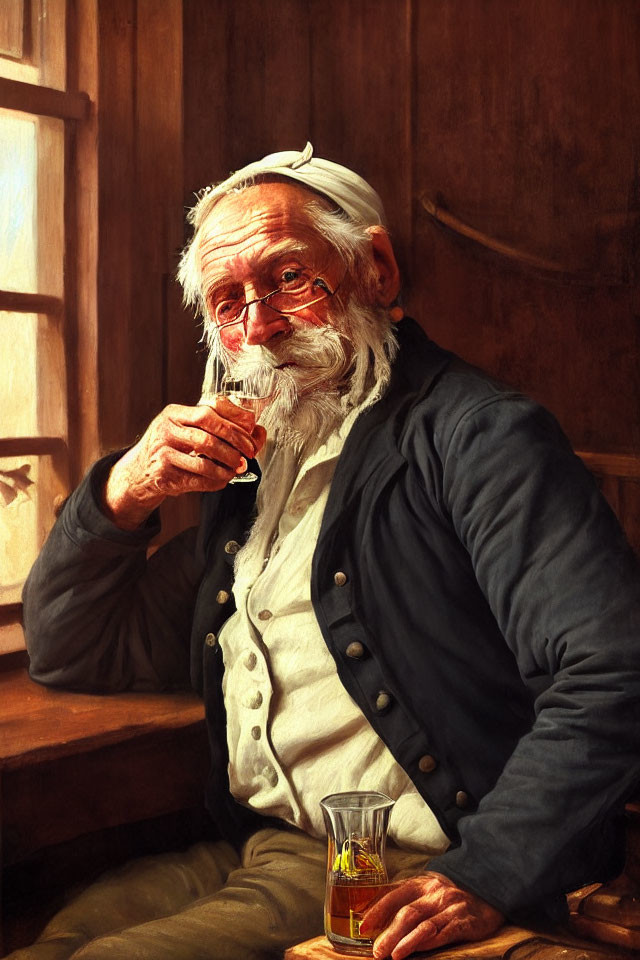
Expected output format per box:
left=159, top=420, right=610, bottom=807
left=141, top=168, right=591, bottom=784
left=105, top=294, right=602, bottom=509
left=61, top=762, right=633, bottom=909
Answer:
left=0, top=668, right=208, bottom=866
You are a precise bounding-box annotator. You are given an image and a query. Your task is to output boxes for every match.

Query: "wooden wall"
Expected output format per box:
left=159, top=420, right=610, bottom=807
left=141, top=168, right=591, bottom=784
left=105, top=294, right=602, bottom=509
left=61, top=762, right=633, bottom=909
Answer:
left=183, top=0, right=640, bottom=550
left=72, top=0, right=189, bottom=470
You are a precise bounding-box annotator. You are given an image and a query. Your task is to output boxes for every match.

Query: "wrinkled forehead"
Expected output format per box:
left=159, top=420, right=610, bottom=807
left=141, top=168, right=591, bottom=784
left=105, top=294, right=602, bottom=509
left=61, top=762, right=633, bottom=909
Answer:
left=197, top=181, right=335, bottom=276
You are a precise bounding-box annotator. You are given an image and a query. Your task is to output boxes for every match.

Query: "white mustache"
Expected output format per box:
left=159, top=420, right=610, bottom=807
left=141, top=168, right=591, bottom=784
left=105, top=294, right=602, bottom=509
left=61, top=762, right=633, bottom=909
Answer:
left=225, top=325, right=352, bottom=394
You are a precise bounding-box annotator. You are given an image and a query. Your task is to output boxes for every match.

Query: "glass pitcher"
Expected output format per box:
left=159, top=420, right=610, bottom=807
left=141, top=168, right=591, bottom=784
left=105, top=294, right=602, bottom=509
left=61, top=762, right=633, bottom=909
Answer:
left=320, top=791, right=395, bottom=955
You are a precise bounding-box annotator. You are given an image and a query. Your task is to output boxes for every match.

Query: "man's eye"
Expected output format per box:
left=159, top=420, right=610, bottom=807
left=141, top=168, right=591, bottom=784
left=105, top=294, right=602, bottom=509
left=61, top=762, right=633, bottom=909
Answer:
left=214, top=300, right=238, bottom=321
left=279, top=268, right=306, bottom=290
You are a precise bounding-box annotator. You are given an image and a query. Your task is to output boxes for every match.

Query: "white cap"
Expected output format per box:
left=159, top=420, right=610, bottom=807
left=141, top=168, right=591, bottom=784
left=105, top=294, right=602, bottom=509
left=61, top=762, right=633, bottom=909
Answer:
left=191, top=142, right=387, bottom=229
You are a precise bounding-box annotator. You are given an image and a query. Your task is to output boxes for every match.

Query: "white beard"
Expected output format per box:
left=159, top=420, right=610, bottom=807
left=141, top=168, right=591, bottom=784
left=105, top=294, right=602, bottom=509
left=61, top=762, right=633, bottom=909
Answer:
left=205, top=300, right=397, bottom=458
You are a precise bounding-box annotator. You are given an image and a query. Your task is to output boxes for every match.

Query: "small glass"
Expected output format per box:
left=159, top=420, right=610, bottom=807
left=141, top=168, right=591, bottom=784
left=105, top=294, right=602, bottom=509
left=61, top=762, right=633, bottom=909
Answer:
left=200, top=364, right=277, bottom=484
left=321, top=791, right=395, bottom=955
left=218, top=372, right=276, bottom=482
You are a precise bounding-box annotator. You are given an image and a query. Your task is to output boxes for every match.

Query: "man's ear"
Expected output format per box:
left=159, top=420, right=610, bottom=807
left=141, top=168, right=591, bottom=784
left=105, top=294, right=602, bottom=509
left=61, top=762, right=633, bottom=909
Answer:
left=367, top=225, right=401, bottom=307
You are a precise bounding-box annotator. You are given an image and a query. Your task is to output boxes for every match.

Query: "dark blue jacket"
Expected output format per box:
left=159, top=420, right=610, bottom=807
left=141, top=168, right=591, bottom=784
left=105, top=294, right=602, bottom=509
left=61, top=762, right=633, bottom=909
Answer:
left=24, top=319, right=640, bottom=920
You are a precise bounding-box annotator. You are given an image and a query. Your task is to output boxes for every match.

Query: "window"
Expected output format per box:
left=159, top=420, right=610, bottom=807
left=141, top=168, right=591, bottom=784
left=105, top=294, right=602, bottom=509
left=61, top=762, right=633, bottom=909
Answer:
left=0, top=0, right=89, bottom=652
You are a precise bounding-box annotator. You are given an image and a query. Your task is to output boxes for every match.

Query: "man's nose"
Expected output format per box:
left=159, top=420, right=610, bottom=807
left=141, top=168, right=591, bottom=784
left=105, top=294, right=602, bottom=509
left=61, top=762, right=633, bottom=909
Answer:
left=243, top=298, right=291, bottom=346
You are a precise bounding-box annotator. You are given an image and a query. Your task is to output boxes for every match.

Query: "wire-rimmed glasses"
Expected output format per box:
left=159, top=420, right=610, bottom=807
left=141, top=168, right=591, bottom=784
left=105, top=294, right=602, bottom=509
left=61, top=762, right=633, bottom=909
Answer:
left=212, top=275, right=341, bottom=334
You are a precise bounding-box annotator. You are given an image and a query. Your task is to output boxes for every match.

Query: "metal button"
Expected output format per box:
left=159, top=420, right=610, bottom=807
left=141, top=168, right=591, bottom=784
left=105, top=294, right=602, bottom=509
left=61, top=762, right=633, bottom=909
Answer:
left=246, top=691, right=263, bottom=710
left=375, top=690, right=392, bottom=712
left=263, top=765, right=279, bottom=788
left=418, top=754, right=437, bottom=774
left=455, top=791, right=469, bottom=809
left=345, top=641, right=365, bottom=659
left=244, top=651, right=257, bottom=671
left=224, top=540, right=240, bottom=555
left=216, top=590, right=230, bottom=604
left=257, top=609, right=272, bottom=621
left=251, top=726, right=261, bottom=740
left=205, top=632, right=217, bottom=647
left=334, top=571, right=348, bottom=586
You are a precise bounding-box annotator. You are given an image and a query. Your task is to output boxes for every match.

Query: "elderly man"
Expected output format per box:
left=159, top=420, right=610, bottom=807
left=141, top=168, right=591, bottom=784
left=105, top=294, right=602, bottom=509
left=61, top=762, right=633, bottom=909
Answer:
left=16, top=145, right=640, bottom=960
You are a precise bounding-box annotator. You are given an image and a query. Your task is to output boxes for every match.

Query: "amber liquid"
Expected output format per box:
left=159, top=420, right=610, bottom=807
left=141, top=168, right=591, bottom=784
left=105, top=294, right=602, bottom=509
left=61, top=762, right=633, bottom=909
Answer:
left=326, top=881, right=390, bottom=947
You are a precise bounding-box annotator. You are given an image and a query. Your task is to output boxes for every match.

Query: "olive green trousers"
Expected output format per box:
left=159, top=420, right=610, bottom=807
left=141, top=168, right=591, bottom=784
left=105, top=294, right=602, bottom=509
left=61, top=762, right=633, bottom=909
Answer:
left=7, top=828, right=427, bottom=960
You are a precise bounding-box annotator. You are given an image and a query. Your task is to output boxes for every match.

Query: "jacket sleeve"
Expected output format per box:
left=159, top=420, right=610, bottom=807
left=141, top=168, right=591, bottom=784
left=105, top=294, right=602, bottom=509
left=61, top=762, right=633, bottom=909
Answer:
left=23, top=452, right=206, bottom=693
left=425, top=392, right=640, bottom=916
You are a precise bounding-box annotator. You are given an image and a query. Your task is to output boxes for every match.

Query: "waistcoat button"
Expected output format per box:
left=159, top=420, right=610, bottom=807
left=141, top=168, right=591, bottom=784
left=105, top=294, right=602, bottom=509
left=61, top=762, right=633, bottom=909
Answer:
left=263, top=765, right=279, bottom=787
left=345, top=641, right=365, bottom=659
left=246, top=691, right=263, bottom=709
left=244, top=651, right=257, bottom=671
left=334, top=571, right=348, bottom=586
left=455, top=790, right=469, bottom=809
left=216, top=590, right=230, bottom=604
left=375, top=690, right=392, bottom=712
left=418, top=754, right=437, bottom=774
left=224, top=540, right=240, bottom=555
left=205, top=632, right=217, bottom=647
left=251, top=726, right=261, bottom=740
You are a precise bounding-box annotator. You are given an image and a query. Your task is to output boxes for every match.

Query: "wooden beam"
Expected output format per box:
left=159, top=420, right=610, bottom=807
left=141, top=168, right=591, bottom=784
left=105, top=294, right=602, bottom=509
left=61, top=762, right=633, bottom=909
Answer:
left=0, top=437, right=67, bottom=457
left=0, top=291, right=62, bottom=315
left=0, top=77, right=90, bottom=121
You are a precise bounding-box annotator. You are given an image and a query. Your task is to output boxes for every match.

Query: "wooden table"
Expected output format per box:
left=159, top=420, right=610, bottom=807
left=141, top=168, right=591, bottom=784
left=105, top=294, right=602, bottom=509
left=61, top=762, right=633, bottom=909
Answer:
left=0, top=667, right=209, bottom=952
left=285, top=926, right=640, bottom=960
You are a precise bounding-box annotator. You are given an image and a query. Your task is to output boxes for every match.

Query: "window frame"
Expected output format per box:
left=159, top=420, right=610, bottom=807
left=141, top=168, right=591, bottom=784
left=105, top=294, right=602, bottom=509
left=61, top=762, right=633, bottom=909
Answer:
left=0, top=0, right=90, bottom=653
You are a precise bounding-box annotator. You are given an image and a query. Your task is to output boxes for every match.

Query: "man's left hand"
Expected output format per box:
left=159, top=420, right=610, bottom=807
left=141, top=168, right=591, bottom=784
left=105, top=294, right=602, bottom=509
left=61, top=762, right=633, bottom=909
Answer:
left=359, top=872, right=504, bottom=959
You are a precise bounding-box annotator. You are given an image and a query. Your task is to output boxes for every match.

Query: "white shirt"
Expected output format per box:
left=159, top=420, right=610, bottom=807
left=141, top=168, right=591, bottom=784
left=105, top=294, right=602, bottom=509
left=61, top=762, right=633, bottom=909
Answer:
left=218, top=411, right=450, bottom=854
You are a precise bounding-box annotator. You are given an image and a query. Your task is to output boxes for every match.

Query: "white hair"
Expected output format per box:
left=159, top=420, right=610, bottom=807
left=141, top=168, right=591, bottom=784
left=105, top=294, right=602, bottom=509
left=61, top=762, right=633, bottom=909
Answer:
left=177, top=180, right=380, bottom=329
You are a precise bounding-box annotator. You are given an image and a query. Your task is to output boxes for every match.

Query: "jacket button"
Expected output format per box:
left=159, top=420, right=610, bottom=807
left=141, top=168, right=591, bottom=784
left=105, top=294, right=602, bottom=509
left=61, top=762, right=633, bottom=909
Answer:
left=263, top=765, right=279, bottom=787
left=224, top=540, right=240, bottom=555
left=418, top=754, right=437, bottom=774
left=334, top=571, right=348, bottom=586
left=216, top=590, right=230, bottom=604
left=244, top=651, right=257, bottom=671
left=455, top=791, right=469, bottom=809
left=246, top=691, right=263, bottom=709
left=205, top=632, right=217, bottom=647
left=257, top=609, right=272, bottom=621
left=345, top=641, right=365, bottom=659
left=375, top=690, right=392, bottom=712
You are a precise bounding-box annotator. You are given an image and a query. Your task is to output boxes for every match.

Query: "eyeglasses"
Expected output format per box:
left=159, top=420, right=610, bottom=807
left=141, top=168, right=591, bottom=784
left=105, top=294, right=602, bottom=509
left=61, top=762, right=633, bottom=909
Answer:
left=213, top=276, right=340, bottom=331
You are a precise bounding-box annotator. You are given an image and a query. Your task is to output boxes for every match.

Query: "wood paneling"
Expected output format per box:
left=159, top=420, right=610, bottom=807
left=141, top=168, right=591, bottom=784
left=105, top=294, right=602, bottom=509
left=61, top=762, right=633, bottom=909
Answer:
left=131, top=0, right=184, bottom=431
left=308, top=0, right=413, bottom=278
left=183, top=0, right=312, bottom=196
left=412, top=0, right=640, bottom=455
left=95, top=0, right=135, bottom=452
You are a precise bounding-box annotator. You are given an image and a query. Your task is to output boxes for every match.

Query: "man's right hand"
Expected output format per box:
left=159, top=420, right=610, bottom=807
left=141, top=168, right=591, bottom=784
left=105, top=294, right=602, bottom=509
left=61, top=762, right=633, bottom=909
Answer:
left=102, top=400, right=266, bottom=530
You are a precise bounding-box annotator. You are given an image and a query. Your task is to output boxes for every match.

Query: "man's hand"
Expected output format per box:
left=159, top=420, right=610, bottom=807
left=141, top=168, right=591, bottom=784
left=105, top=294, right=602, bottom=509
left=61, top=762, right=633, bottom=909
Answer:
left=102, top=399, right=266, bottom=530
left=360, top=872, right=504, bottom=960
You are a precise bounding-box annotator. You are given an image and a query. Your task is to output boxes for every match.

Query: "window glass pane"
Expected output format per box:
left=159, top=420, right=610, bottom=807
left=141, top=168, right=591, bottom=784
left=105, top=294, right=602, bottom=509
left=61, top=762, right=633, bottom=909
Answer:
left=0, top=0, right=65, bottom=89
left=0, top=312, right=38, bottom=436
left=0, top=110, right=37, bottom=293
left=0, top=450, right=65, bottom=606
left=0, top=0, right=24, bottom=60
left=0, top=454, right=39, bottom=603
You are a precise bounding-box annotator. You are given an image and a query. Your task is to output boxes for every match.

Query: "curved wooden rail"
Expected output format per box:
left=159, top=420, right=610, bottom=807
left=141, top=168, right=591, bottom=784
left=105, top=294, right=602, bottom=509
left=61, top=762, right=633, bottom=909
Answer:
left=420, top=195, right=635, bottom=288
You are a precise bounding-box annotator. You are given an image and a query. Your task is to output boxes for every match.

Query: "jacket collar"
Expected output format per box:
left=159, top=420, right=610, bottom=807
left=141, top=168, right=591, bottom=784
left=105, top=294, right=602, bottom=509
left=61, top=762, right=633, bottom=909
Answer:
left=319, top=318, right=453, bottom=522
